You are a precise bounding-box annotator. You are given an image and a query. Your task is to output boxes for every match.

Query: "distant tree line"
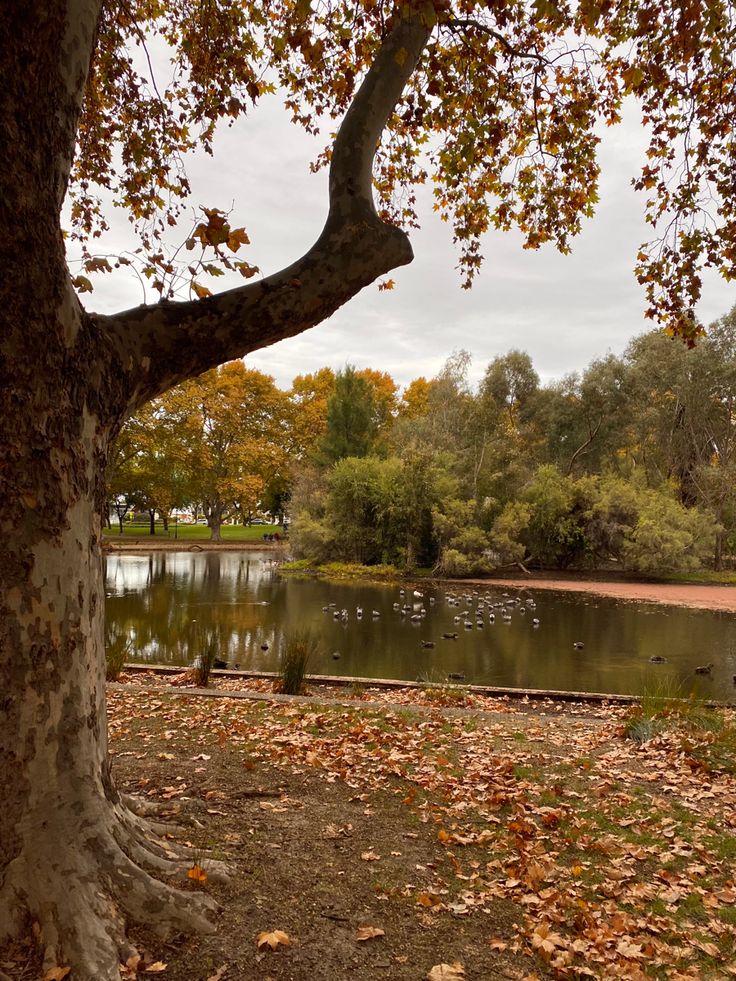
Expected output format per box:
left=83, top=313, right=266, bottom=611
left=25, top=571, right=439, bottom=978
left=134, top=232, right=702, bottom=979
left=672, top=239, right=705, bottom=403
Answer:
left=109, top=307, right=736, bottom=573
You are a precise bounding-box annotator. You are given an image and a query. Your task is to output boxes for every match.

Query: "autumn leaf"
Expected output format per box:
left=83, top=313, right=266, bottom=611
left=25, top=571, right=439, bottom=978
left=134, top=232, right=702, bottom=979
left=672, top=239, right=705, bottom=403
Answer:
left=226, top=227, right=250, bottom=252
left=71, top=275, right=93, bottom=293
left=187, top=864, right=207, bottom=884
left=43, top=969, right=71, bottom=981
left=191, top=282, right=212, bottom=299
left=531, top=923, right=564, bottom=959
left=427, top=963, right=465, bottom=980
left=360, top=850, right=380, bottom=861
left=416, top=891, right=442, bottom=907
left=377, top=278, right=395, bottom=291
left=256, top=929, right=290, bottom=950
left=143, top=963, right=168, bottom=974
left=356, top=926, right=385, bottom=941
left=234, top=260, right=259, bottom=278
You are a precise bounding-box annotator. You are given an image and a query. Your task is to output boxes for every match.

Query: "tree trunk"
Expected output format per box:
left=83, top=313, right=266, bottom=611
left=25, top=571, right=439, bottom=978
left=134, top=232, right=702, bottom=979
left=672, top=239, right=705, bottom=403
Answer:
left=0, top=3, right=430, bottom=975
left=714, top=528, right=724, bottom=571
left=148, top=508, right=156, bottom=535
left=0, top=358, right=219, bottom=978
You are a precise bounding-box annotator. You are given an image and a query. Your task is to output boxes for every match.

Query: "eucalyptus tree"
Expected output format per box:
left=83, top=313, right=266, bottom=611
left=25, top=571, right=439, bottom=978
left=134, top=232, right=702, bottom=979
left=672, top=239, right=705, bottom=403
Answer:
left=3, top=1, right=736, bottom=977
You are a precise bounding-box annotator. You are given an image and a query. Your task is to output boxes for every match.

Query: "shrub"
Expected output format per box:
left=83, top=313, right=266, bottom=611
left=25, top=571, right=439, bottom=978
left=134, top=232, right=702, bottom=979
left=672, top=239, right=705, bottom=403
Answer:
left=278, top=629, right=319, bottom=695
left=193, top=628, right=221, bottom=687
left=105, top=627, right=132, bottom=681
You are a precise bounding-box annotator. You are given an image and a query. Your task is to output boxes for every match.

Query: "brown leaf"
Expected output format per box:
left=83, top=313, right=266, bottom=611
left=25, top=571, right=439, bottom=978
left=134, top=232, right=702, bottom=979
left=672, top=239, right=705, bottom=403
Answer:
left=143, top=964, right=167, bottom=974
left=416, top=891, right=442, bottom=907
left=256, top=929, right=290, bottom=950
left=43, top=969, right=71, bottom=981
left=356, top=926, right=385, bottom=941
left=187, top=864, right=207, bottom=884
left=360, top=850, right=380, bottom=861
left=427, top=964, right=465, bottom=980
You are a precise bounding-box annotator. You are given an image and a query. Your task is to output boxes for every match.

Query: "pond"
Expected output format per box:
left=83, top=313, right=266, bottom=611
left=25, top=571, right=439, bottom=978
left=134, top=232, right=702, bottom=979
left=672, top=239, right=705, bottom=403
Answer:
left=105, top=550, right=736, bottom=702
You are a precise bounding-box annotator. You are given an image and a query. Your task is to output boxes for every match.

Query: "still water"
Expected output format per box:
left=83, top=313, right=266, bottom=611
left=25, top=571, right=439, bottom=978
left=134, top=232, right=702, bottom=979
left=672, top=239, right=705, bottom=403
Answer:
left=105, top=550, right=736, bottom=701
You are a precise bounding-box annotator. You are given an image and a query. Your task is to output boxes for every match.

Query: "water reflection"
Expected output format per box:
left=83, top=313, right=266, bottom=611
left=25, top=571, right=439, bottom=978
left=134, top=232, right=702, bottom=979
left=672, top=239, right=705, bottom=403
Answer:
left=105, top=551, right=736, bottom=701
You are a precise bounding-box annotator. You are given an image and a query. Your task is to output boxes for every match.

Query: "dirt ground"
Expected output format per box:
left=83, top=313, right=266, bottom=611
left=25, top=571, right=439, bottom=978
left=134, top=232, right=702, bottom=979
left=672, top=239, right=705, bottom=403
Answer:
left=470, top=578, right=736, bottom=613
left=6, top=677, right=735, bottom=981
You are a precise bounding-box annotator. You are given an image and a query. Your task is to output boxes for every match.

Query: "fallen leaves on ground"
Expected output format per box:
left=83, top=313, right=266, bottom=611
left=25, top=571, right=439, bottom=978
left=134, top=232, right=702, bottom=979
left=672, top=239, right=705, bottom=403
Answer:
left=108, top=677, right=736, bottom=980
left=256, top=930, right=290, bottom=951
left=355, top=926, right=385, bottom=941
left=186, top=864, right=207, bottom=884
left=427, top=963, right=465, bottom=980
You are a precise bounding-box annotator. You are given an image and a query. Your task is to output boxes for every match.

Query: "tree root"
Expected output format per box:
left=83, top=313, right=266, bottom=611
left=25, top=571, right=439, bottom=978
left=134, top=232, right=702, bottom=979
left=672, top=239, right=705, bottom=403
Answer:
left=0, top=796, right=225, bottom=981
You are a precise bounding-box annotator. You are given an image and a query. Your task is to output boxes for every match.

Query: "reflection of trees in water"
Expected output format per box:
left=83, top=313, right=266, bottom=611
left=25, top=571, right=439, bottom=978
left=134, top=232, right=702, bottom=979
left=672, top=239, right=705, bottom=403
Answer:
left=105, top=552, right=279, bottom=665
left=105, top=556, right=736, bottom=695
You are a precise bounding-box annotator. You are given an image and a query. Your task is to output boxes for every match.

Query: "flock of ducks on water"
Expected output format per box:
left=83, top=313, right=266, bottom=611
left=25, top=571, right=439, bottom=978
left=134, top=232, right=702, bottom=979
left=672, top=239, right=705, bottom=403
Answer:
left=321, top=587, right=540, bottom=639
left=321, top=587, right=542, bottom=668
left=321, top=587, right=722, bottom=680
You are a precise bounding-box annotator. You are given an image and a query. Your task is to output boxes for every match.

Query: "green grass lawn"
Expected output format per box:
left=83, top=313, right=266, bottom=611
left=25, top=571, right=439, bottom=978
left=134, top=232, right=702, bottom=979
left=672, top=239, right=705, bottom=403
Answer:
left=104, top=521, right=285, bottom=542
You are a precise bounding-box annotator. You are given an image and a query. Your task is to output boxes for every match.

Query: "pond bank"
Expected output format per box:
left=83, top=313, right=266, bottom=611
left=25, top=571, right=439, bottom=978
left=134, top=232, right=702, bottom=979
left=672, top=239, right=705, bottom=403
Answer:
left=103, top=538, right=283, bottom=552
left=104, top=540, right=736, bottom=612
left=469, top=576, right=736, bottom=612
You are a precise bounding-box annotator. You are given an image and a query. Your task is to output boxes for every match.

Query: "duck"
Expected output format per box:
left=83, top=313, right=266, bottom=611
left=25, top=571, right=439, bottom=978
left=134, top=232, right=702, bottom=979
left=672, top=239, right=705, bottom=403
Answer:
left=372, top=609, right=380, bottom=617
left=332, top=651, right=341, bottom=660
left=421, top=640, right=435, bottom=649
left=442, top=632, right=458, bottom=640
left=573, top=642, right=585, bottom=650
left=532, top=618, right=540, bottom=627
left=649, top=655, right=667, bottom=664
left=447, top=672, right=465, bottom=681
left=413, top=589, right=424, bottom=598
left=695, top=663, right=714, bottom=675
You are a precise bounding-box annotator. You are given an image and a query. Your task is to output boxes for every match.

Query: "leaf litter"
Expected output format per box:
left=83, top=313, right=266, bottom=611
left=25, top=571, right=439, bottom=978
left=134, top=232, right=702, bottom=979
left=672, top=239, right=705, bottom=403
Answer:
left=68, top=679, right=736, bottom=979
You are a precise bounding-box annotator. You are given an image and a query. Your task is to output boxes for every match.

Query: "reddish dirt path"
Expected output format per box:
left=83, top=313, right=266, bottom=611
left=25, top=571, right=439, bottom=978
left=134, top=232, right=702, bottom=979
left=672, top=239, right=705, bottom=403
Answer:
left=469, top=577, right=736, bottom=612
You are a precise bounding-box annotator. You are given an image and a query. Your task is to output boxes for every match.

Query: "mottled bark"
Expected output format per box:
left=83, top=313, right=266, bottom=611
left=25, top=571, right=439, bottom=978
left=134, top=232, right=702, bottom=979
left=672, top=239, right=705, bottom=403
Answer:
left=0, top=2, right=431, bottom=978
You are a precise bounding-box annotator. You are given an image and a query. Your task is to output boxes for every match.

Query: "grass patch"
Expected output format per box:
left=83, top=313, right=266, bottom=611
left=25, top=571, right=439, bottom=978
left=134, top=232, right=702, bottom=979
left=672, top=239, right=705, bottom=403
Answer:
left=280, top=560, right=401, bottom=582
left=193, top=627, right=223, bottom=687
left=104, top=522, right=284, bottom=542
left=277, top=629, right=319, bottom=695
left=622, top=679, right=723, bottom=744
left=105, top=626, right=133, bottom=681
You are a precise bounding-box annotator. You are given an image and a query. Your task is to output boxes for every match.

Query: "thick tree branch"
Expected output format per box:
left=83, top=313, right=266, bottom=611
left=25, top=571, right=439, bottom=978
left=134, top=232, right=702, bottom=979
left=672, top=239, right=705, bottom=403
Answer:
left=101, top=14, right=432, bottom=414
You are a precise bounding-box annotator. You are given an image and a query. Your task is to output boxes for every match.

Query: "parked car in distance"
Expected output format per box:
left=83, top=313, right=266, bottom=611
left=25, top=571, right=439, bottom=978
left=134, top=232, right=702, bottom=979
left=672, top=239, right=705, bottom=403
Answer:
left=249, top=517, right=269, bottom=525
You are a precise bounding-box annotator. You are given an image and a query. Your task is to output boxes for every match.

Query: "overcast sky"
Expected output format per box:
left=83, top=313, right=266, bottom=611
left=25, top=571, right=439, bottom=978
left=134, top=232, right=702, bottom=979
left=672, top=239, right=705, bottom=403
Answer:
left=73, top=88, right=735, bottom=393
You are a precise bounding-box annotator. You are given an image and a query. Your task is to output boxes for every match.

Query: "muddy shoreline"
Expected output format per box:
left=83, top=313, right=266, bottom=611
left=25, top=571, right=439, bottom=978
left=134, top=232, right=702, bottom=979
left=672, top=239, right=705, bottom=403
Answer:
left=103, top=539, right=736, bottom=612
left=470, top=576, right=736, bottom=613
